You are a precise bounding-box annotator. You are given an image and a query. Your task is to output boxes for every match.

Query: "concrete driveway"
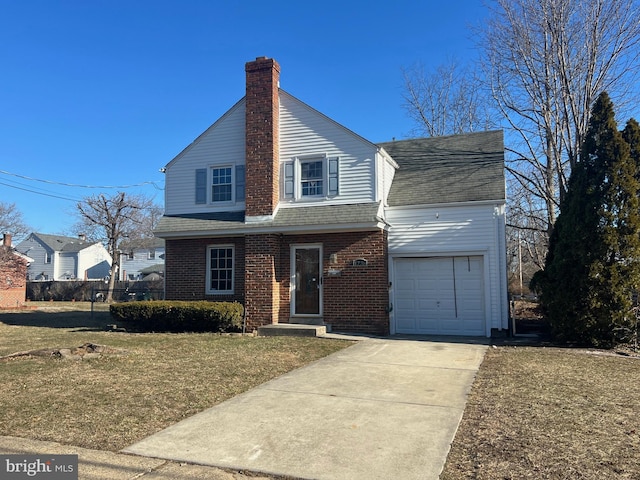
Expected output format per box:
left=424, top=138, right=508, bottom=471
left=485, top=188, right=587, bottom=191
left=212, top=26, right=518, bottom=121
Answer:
left=124, top=337, right=487, bottom=480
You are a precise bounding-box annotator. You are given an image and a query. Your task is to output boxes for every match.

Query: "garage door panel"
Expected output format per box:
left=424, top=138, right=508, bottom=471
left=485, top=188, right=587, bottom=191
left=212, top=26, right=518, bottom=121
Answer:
left=394, top=256, right=485, bottom=336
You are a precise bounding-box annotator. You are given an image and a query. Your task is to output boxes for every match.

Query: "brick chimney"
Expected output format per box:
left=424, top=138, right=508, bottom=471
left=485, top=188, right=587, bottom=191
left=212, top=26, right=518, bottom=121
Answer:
left=2, top=233, right=11, bottom=247
left=245, top=57, right=280, bottom=219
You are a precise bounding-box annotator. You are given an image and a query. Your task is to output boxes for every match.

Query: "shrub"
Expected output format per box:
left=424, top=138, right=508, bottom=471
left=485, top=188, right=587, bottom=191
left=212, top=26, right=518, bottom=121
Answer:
left=110, top=301, right=244, bottom=333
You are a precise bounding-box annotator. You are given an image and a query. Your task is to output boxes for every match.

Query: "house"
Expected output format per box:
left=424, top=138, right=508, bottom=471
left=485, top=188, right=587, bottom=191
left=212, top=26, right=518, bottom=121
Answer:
left=155, top=57, right=508, bottom=336
left=119, top=237, right=165, bottom=281
left=16, top=233, right=112, bottom=281
left=0, top=234, right=32, bottom=308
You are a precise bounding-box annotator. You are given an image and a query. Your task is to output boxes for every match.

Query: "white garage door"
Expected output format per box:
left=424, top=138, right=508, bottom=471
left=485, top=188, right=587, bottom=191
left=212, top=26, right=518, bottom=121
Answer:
left=394, top=256, right=485, bottom=335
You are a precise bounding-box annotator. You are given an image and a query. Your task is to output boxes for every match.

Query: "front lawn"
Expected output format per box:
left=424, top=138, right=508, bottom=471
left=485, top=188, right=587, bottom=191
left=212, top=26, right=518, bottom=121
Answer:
left=0, top=305, right=352, bottom=451
left=442, top=346, right=640, bottom=480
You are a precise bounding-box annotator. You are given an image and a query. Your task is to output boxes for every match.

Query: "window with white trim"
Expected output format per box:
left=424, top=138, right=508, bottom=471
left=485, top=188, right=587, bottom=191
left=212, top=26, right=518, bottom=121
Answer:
left=211, top=166, right=232, bottom=202
left=195, top=165, right=245, bottom=205
left=301, top=160, right=324, bottom=197
left=207, top=245, right=234, bottom=294
left=282, top=156, right=339, bottom=200
left=44, top=252, right=52, bottom=264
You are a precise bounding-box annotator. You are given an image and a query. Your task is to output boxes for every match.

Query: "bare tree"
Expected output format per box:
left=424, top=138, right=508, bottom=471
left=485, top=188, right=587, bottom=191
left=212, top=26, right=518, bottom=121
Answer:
left=402, top=60, right=494, bottom=137
left=0, top=201, right=31, bottom=240
left=75, top=192, right=157, bottom=301
left=481, top=0, right=640, bottom=234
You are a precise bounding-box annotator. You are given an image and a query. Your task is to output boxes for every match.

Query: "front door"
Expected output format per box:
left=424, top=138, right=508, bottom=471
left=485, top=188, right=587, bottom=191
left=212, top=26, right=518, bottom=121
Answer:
left=292, top=245, right=322, bottom=316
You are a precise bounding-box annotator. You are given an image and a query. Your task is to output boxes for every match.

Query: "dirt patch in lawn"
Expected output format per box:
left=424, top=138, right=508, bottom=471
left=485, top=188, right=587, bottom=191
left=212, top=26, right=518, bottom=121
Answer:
left=0, top=342, right=126, bottom=361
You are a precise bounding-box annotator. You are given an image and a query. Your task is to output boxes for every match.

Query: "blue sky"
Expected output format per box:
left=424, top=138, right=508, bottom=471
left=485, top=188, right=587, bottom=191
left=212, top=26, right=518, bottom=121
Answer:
left=0, top=0, right=488, bottom=237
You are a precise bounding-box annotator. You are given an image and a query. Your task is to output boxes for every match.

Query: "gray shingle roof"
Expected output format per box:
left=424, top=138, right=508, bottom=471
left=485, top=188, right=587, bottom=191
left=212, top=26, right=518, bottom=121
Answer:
left=34, top=233, right=93, bottom=252
left=379, top=130, right=505, bottom=207
left=155, top=202, right=384, bottom=237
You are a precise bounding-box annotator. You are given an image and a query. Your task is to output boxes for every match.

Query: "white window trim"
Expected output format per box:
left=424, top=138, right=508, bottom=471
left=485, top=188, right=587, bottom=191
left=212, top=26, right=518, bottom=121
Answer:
left=283, top=154, right=338, bottom=202
left=210, top=164, right=235, bottom=205
left=206, top=245, right=235, bottom=295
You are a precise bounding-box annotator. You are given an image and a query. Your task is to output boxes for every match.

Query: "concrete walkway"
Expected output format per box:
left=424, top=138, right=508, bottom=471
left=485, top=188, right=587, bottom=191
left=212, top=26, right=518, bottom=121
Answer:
left=124, top=337, right=487, bottom=480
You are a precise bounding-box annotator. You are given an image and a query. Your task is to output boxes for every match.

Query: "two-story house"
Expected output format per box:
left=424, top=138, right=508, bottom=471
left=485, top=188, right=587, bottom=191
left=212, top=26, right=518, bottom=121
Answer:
left=119, top=237, right=165, bottom=281
left=155, top=57, right=508, bottom=337
left=17, top=233, right=112, bottom=281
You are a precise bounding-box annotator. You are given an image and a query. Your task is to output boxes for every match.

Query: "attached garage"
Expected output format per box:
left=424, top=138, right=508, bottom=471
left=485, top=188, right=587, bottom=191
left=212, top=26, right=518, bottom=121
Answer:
left=393, top=256, right=486, bottom=336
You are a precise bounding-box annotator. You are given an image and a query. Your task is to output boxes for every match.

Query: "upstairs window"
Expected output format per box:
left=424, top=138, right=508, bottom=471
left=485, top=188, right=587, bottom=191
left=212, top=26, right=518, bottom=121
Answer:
left=44, top=252, right=52, bottom=264
left=301, top=161, right=324, bottom=197
left=195, top=165, right=245, bottom=205
left=148, top=249, right=156, bottom=260
left=212, top=166, right=233, bottom=202
left=282, top=156, right=339, bottom=201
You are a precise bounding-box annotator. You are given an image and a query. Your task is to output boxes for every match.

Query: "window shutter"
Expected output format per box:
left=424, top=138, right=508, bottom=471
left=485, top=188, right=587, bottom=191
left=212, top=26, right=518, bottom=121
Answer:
left=235, top=164, right=245, bottom=201
left=328, top=157, right=339, bottom=196
left=283, top=161, right=295, bottom=199
left=195, top=169, right=207, bottom=204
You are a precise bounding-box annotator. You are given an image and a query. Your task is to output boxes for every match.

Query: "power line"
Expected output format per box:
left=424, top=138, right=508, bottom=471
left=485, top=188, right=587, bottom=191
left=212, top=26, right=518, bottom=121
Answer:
left=0, top=180, right=82, bottom=202
left=0, top=169, right=164, bottom=190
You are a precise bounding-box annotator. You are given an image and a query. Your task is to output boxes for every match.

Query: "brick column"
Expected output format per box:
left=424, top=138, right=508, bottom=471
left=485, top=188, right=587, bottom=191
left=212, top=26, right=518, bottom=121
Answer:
left=244, top=234, right=281, bottom=329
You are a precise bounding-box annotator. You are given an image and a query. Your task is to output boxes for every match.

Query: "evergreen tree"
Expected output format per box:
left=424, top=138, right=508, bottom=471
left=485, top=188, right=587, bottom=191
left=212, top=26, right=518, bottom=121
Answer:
left=534, top=93, right=640, bottom=347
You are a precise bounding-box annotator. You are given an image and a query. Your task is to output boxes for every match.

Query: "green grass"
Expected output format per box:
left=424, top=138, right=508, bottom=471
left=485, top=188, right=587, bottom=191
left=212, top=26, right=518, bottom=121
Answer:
left=0, top=304, right=352, bottom=452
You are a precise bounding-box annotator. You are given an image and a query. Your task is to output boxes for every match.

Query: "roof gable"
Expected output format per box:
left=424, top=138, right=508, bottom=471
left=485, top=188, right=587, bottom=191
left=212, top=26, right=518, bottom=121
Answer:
left=379, top=131, right=505, bottom=207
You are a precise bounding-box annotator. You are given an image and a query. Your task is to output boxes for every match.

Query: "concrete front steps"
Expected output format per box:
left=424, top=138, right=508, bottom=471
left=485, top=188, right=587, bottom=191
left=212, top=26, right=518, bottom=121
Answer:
left=257, top=323, right=328, bottom=337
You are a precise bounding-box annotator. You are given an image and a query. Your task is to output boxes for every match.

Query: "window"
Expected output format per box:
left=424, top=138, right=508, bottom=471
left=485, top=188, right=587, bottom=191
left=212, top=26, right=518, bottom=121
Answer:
left=207, top=246, right=234, bottom=294
left=44, top=252, right=52, bottom=264
left=212, top=166, right=232, bottom=202
left=148, top=249, right=155, bottom=260
left=282, top=156, right=339, bottom=200
left=301, top=161, right=324, bottom=196
left=195, top=165, right=245, bottom=205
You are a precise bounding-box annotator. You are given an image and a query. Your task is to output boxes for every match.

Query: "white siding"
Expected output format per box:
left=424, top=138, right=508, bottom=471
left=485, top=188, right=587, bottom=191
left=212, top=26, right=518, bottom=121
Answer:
left=77, top=244, right=112, bottom=280
left=378, top=154, right=397, bottom=205
left=279, top=92, right=378, bottom=205
left=386, top=202, right=508, bottom=334
left=164, top=101, right=246, bottom=215
left=120, top=247, right=166, bottom=280
left=163, top=91, right=391, bottom=216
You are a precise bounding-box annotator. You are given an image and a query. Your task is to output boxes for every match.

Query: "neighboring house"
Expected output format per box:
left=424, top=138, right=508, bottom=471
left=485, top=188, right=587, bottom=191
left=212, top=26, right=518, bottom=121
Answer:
left=155, top=57, right=508, bottom=337
left=0, top=234, right=32, bottom=308
left=119, top=237, right=165, bottom=281
left=16, top=233, right=112, bottom=281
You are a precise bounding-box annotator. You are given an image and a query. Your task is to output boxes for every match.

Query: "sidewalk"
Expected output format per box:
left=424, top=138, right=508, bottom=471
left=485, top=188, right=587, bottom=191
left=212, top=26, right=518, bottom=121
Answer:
left=0, top=435, right=269, bottom=479
left=125, top=338, right=487, bottom=480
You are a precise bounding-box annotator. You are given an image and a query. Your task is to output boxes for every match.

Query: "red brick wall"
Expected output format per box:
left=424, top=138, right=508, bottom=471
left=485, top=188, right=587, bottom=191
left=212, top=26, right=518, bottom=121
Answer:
left=279, top=230, right=389, bottom=335
left=165, top=229, right=390, bottom=335
left=0, top=247, right=27, bottom=308
left=244, top=234, right=281, bottom=330
left=164, top=237, right=245, bottom=303
left=0, top=288, right=27, bottom=309
left=245, top=57, right=280, bottom=217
